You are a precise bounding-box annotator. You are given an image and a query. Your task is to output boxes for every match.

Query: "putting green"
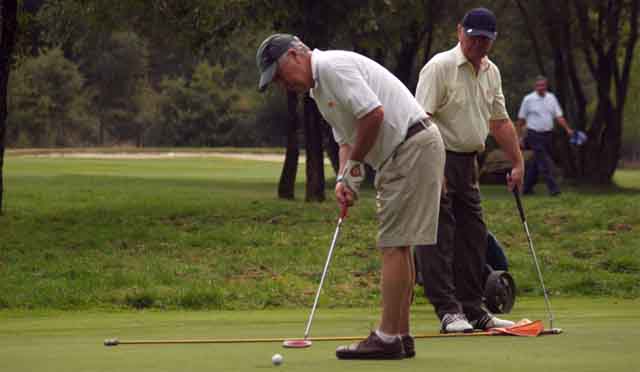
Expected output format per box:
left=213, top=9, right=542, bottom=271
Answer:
left=1, top=298, right=638, bottom=372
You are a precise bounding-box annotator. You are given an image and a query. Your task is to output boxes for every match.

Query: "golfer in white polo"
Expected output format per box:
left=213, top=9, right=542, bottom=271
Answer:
left=257, top=34, right=445, bottom=360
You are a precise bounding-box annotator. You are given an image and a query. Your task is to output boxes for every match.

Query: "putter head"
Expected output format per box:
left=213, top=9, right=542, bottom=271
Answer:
left=282, top=339, right=312, bottom=348
left=104, top=338, right=120, bottom=346
left=541, top=328, right=563, bottom=335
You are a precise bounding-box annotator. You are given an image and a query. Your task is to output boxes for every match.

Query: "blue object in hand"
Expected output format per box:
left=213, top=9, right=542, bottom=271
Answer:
left=569, top=130, right=587, bottom=146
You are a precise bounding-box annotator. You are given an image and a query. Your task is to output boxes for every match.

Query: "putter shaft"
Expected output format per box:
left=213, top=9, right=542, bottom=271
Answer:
left=303, top=213, right=344, bottom=339
left=513, top=190, right=555, bottom=330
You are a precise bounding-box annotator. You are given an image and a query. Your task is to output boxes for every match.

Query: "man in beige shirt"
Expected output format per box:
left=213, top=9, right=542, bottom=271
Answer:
left=414, top=7, right=525, bottom=333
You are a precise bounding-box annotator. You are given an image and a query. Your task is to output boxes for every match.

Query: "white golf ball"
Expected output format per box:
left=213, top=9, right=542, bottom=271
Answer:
left=272, top=353, right=283, bottom=366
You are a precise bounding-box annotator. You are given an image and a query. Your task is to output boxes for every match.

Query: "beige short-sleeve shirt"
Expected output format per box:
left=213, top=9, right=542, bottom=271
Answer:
left=415, top=44, right=509, bottom=153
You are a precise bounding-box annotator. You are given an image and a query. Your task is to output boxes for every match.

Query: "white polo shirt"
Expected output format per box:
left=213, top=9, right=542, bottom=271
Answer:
left=518, top=91, right=563, bottom=132
left=309, top=49, right=428, bottom=170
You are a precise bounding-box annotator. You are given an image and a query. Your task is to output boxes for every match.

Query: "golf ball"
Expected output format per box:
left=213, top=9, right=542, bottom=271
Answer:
left=272, top=353, right=283, bottom=366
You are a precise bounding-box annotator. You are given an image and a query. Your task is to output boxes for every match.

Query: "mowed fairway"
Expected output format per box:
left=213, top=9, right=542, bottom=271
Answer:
left=0, top=299, right=639, bottom=372
left=1, top=153, right=639, bottom=372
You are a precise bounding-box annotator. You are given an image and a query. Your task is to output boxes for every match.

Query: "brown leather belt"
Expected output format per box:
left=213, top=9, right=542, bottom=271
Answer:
left=445, top=150, right=478, bottom=157
left=405, top=119, right=430, bottom=141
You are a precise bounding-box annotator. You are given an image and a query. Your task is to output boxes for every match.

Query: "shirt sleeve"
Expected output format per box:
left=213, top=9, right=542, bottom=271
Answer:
left=517, top=96, right=528, bottom=120
left=324, top=63, right=381, bottom=120
left=332, top=126, right=346, bottom=145
left=415, top=61, right=444, bottom=115
left=551, top=94, right=564, bottom=117
left=490, top=68, right=510, bottom=121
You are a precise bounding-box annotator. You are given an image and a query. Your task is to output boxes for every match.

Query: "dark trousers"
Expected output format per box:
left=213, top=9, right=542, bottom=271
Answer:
left=523, top=130, right=560, bottom=194
left=415, top=152, right=488, bottom=321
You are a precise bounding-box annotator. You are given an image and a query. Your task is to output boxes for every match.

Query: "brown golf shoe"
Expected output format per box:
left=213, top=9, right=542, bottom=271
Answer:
left=401, top=335, right=415, bottom=358
left=336, top=332, right=405, bottom=360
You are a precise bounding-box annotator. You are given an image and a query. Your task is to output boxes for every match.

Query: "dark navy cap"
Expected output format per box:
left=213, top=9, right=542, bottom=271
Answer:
left=462, top=8, right=497, bottom=40
left=256, top=34, right=296, bottom=92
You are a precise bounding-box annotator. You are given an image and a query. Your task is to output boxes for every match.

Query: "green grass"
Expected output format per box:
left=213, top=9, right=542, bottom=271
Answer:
left=6, top=146, right=287, bottom=155
left=0, top=298, right=638, bottom=372
left=1, top=155, right=639, bottom=310
left=614, top=168, right=640, bottom=189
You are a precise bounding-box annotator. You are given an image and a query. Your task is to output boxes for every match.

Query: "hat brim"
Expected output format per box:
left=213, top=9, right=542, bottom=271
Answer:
left=465, top=28, right=497, bottom=40
left=258, top=63, right=277, bottom=92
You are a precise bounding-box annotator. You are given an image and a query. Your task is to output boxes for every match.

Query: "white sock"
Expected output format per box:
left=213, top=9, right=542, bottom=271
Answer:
left=375, top=329, right=399, bottom=344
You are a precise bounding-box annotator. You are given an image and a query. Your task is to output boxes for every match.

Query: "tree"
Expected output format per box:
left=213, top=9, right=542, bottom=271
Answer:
left=515, top=0, right=639, bottom=184
left=82, top=31, right=151, bottom=145
left=154, top=62, right=241, bottom=146
left=7, top=48, right=96, bottom=147
left=1, top=0, right=18, bottom=214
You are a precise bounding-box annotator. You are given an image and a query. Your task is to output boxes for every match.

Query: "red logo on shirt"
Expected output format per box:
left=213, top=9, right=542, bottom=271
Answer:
left=328, top=101, right=336, bottom=108
left=350, top=167, right=361, bottom=177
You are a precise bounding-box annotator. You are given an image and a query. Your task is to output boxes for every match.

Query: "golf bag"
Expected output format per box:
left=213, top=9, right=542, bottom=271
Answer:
left=414, top=231, right=517, bottom=314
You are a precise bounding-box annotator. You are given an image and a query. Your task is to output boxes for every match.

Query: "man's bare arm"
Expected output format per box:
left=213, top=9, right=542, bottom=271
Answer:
left=556, top=116, right=574, bottom=136
left=516, top=118, right=526, bottom=137
left=350, top=106, right=384, bottom=162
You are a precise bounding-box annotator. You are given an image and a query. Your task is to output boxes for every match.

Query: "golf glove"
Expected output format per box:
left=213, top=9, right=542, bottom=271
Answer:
left=337, top=160, right=365, bottom=199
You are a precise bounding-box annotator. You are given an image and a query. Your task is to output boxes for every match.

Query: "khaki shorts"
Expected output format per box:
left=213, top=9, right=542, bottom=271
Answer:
left=374, top=123, right=445, bottom=248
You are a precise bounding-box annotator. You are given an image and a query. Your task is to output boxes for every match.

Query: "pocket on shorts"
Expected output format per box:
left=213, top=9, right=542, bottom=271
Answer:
left=375, top=153, right=407, bottom=191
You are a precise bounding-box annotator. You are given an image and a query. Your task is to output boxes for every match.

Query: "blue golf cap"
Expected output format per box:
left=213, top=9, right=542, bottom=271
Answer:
left=256, top=34, right=296, bottom=92
left=462, top=8, right=497, bottom=40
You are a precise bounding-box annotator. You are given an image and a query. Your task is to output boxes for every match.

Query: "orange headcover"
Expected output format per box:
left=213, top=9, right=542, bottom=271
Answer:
left=489, top=319, right=544, bottom=337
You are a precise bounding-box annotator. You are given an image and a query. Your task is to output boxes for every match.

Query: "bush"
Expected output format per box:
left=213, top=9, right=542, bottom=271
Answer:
left=124, top=288, right=157, bottom=309
left=7, top=48, right=97, bottom=147
left=178, top=286, right=225, bottom=310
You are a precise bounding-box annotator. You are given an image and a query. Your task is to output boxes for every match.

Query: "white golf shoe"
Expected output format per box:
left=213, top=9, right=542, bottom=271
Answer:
left=470, top=314, right=515, bottom=330
left=440, top=313, right=473, bottom=333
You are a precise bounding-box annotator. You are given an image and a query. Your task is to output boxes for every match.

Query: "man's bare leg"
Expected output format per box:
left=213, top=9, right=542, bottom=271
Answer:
left=398, top=247, right=415, bottom=335
left=379, top=246, right=412, bottom=335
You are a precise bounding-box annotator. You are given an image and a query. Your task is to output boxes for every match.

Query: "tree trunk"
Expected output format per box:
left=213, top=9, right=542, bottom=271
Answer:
left=303, top=95, right=325, bottom=202
left=278, top=92, right=299, bottom=199
left=422, top=0, right=444, bottom=65
left=394, top=21, right=423, bottom=89
left=542, top=1, right=576, bottom=179
left=515, top=0, right=548, bottom=77
left=98, top=119, right=105, bottom=145
left=584, top=102, right=620, bottom=184
left=323, top=122, right=339, bottom=176
left=0, top=0, right=19, bottom=215
left=297, top=0, right=328, bottom=202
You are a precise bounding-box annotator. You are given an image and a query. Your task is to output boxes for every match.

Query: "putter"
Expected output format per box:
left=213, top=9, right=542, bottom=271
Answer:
left=282, top=204, right=348, bottom=349
left=512, top=188, right=560, bottom=332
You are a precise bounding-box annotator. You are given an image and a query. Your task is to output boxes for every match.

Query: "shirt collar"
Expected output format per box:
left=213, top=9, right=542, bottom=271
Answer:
left=311, top=49, right=321, bottom=90
left=454, top=43, right=467, bottom=67
left=454, top=43, right=490, bottom=72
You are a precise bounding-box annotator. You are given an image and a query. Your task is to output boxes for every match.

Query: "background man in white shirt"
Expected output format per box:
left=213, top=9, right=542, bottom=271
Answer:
left=257, top=33, right=445, bottom=360
left=517, top=76, right=574, bottom=196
